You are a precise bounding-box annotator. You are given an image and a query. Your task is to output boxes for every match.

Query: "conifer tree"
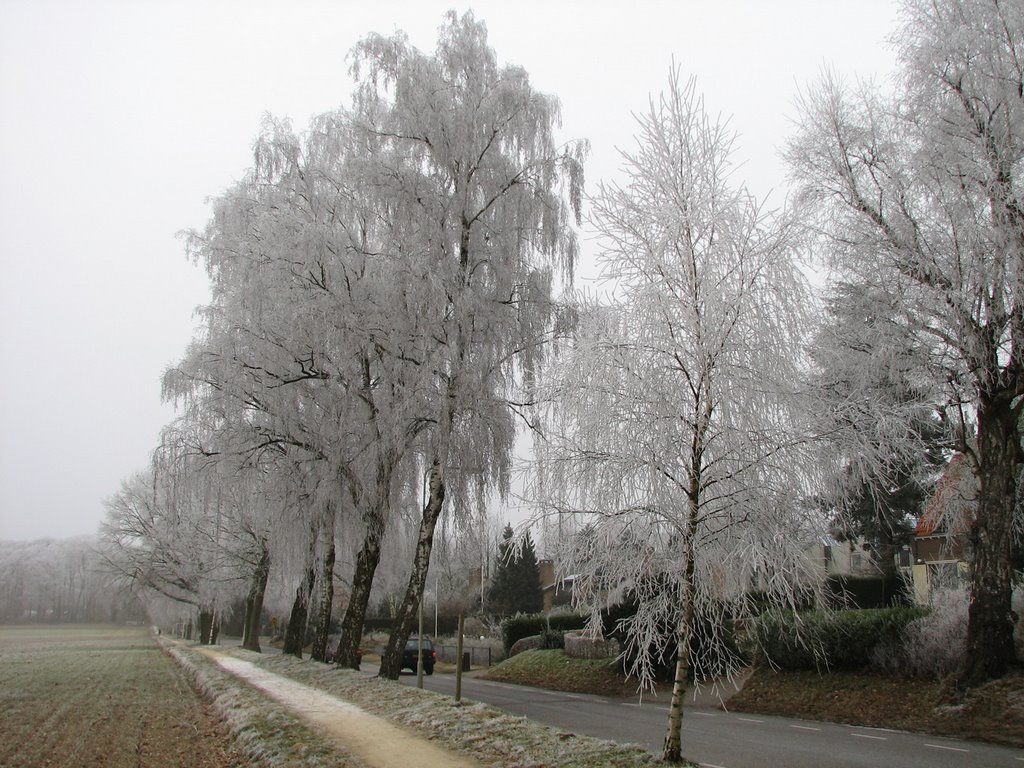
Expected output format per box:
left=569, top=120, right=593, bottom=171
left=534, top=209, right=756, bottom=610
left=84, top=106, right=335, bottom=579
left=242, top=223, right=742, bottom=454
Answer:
left=486, top=524, right=543, bottom=617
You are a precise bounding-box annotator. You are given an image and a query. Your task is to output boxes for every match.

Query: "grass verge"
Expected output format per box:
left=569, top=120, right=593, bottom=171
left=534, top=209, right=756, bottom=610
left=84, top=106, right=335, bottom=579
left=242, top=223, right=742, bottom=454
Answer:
left=229, top=648, right=688, bottom=768
left=164, top=640, right=364, bottom=767
left=728, top=667, right=1024, bottom=749
left=480, top=649, right=632, bottom=696
left=478, top=647, right=1024, bottom=750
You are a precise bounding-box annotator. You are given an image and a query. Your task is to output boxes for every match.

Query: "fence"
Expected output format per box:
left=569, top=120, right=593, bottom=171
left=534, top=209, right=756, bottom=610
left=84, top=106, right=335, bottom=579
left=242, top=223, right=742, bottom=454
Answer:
left=436, top=644, right=493, bottom=668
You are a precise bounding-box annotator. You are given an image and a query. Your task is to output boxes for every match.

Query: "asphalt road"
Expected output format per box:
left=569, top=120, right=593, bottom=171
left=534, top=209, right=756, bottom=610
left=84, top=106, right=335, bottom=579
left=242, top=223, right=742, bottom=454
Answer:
left=396, top=670, right=1024, bottom=768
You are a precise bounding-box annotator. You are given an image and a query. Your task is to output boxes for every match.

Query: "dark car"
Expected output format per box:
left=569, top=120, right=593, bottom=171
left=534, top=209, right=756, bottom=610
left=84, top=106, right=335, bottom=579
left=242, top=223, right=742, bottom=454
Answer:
left=402, top=635, right=436, bottom=675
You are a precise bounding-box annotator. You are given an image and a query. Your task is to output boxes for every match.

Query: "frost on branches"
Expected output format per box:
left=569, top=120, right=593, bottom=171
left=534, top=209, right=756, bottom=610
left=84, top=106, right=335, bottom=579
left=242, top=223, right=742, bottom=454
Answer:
left=532, top=70, right=820, bottom=764
left=788, top=0, right=1023, bottom=688
left=346, top=11, right=586, bottom=678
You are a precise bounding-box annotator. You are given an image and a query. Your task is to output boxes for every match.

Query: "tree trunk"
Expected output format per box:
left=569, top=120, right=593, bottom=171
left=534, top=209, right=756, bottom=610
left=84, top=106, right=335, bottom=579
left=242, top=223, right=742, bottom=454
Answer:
left=198, top=607, right=215, bottom=646
left=335, top=517, right=383, bottom=669
left=662, top=497, right=699, bottom=764
left=283, top=515, right=320, bottom=658
left=662, top=611, right=694, bottom=764
left=335, top=456, right=396, bottom=670
left=958, top=389, right=1020, bottom=689
left=378, top=461, right=445, bottom=680
left=241, top=537, right=271, bottom=652
left=310, top=502, right=337, bottom=663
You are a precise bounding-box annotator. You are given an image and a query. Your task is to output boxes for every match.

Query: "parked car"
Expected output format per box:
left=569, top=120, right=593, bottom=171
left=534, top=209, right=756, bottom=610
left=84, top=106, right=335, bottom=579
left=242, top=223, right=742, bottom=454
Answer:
left=402, top=635, right=436, bottom=675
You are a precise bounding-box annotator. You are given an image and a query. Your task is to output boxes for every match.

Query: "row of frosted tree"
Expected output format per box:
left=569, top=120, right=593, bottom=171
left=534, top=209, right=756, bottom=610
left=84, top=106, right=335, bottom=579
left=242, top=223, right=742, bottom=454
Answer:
left=102, top=11, right=586, bottom=678
left=0, top=537, right=144, bottom=624
left=100, top=2, right=1021, bottom=762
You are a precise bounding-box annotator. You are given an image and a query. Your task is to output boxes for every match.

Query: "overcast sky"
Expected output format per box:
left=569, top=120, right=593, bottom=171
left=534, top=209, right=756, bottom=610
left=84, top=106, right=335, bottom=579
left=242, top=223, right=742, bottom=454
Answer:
left=0, top=0, right=900, bottom=541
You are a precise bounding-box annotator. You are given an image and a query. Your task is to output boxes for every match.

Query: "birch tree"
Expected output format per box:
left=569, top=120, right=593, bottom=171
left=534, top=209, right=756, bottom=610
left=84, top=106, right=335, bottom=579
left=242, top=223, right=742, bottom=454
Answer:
left=346, top=11, right=586, bottom=678
left=534, top=70, right=818, bottom=764
left=169, top=110, right=434, bottom=665
left=787, top=0, right=1023, bottom=687
left=100, top=461, right=225, bottom=643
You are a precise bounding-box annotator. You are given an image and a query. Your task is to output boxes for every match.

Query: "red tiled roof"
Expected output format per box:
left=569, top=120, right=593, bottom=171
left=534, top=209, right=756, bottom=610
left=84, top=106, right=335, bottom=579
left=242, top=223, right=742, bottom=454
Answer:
left=916, top=453, right=975, bottom=537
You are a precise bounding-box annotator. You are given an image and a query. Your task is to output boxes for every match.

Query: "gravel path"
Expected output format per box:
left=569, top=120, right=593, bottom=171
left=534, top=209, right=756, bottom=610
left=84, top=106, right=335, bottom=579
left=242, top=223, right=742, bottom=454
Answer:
left=195, top=648, right=480, bottom=768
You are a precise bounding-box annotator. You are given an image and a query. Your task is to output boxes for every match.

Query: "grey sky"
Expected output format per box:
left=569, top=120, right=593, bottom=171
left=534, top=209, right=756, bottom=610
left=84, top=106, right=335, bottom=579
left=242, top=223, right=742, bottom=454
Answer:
left=0, top=0, right=898, bottom=541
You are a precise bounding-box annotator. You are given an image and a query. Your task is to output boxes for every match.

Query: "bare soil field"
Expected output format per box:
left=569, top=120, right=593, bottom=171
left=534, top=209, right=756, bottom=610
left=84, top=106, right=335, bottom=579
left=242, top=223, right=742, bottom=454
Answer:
left=0, top=625, right=243, bottom=767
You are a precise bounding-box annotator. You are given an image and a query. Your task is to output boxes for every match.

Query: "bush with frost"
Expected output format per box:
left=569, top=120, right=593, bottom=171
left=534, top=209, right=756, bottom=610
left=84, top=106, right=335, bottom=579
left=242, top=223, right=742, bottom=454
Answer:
left=872, top=589, right=967, bottom=679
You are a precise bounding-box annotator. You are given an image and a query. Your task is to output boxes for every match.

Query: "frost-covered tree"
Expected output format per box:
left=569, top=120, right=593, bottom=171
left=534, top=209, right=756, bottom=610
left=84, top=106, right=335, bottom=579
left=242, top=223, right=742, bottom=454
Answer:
left=787, top=0, right=1023, bottom=687
left=346, top=11, right=586, bottom=679
left=534, top=70, right=819, bottom=764
left=0, top=537, right=138, bottom=624
left=168, top=109, right=437, bottom=665
left=811, top=282, right=947, bottom=574
left=99, top=458, right=228, bottom=643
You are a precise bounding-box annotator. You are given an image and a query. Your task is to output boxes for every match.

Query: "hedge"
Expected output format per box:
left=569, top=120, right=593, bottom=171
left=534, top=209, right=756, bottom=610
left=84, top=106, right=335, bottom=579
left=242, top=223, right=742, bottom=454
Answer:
left=361, top=615, right=462, bottom=637
left=825, top=574, right=910, bottom=609
left=501, top=613, right=589, bottom=654
left=754, top=607, right=929, bottom=671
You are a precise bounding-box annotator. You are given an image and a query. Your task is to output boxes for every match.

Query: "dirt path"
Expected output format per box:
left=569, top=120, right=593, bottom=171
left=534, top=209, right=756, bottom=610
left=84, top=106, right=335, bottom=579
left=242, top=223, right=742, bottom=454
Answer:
left=194, top=647, right=480, bottom=768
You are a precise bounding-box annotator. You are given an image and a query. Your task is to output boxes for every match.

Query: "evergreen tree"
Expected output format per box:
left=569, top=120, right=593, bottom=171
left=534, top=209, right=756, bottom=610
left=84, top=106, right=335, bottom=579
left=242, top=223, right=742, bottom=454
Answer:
left=486, top=525, right=543, bottom=617
left=811, top=282, right=948, bottom=576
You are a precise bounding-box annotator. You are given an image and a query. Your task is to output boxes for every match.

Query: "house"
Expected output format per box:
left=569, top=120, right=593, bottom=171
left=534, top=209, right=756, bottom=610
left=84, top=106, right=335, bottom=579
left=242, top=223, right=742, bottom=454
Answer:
left=902, top=453, right=973, bottom=604
left=803, top=533, right=905, bottom=608
left=538, top=559, right=576, bottom=612
left=817, top=536, right=888, bottom=578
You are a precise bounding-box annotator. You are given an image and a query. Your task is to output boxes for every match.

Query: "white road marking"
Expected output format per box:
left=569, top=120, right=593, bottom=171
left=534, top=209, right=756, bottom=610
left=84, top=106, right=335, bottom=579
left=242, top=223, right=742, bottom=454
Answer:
left=790, top=724, right=821, bottom=731
left=691, top=711, right=718, bottom=717
left=925, top=743, right=970, bottom=753
left=737, top=717, right=764, bottom=724
left=850, top=733, right=887, bottom=741
left=700, top=763, right=728, bottom=768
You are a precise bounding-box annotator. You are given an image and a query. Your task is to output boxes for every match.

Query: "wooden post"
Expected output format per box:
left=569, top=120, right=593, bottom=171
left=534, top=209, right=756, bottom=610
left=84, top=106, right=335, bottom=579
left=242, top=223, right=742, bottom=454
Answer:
left=455, top=613, right=465, bottom=703
left=416, top=597, right=424, bottom=689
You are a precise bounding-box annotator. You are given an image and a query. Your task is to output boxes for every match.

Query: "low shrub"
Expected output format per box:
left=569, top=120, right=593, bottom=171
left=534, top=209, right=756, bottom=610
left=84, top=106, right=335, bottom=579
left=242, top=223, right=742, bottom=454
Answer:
left=564, top=631, right=620, bottom=660
left=755, top=607, right=927, bottom=672
left=508, top=634, right=543, bottom=657
left=872, top=589, right=966, bottom=679
left=825, top=574, right=910, bottom=609
left=539, top=627, right=565, bottom=649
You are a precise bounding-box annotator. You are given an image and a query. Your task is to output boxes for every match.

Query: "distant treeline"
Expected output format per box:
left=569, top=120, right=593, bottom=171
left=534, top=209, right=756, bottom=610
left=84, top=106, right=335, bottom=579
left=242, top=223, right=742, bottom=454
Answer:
left=0, top=536, right=145, bottom=624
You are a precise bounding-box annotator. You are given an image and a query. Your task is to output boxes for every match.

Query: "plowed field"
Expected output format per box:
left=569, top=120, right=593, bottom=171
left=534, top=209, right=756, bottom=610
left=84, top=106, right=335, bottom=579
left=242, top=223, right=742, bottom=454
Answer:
left=0, top=625, right=242, bottom=767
